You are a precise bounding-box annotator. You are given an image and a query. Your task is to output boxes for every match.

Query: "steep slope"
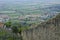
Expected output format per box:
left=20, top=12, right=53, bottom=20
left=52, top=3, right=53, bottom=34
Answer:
left=22, top=13, right=60, bottom=40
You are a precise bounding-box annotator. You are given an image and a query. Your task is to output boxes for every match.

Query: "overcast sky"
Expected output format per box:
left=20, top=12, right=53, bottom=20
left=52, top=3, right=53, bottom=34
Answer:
left=0, top=0, right=60, bottom=5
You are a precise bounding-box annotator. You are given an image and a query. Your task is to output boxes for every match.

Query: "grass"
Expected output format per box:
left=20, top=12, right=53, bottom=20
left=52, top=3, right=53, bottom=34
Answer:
left=0, top=28, right=21, bottom=40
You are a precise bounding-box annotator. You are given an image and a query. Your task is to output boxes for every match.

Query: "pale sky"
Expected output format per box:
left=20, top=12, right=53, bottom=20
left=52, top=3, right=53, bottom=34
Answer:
left=0, top=0, right=60, bottom=4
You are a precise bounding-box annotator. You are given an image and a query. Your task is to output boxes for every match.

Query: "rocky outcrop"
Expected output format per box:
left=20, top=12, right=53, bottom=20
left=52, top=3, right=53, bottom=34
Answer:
left=22, top=13, right=60, bottom=40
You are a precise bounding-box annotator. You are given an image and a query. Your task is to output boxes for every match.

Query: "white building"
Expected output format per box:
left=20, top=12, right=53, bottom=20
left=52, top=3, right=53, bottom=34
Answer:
left=0, top=18, right=4, bottom=22
left=0, top=15, right=10, bottom=23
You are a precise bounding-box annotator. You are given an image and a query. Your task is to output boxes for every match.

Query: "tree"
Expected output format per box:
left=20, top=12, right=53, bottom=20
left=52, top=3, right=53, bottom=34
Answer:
left=11, top=22, right=23, bottom=40
left=11, top=22, right=30, bottom=40
left=11, top=26, right=18, bottom=34
left=4, top=21, right=12, bottom=28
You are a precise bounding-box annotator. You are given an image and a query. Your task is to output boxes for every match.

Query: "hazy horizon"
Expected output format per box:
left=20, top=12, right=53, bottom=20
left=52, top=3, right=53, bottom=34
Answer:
left=0, top=0, right=60, bottom=5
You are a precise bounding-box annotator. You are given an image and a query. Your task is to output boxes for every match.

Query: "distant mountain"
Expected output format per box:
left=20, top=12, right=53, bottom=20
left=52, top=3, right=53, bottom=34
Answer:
left=44, top=4, right=60, bottom=12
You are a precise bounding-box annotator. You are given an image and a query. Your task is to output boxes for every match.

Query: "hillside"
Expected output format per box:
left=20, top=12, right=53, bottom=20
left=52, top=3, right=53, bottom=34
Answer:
left=22, top=13, right=60, bottom=40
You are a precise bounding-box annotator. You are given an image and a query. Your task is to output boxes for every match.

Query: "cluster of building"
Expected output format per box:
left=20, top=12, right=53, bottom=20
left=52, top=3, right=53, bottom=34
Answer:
left=19, top=14, right=49, bottom=22
left=0, top=13, right=56, bottom=28
left=0, top=15, right=10, bottom=23
left=0, top=14, right=10, bottom=28
left=18, top=13, right=57, bottom=24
